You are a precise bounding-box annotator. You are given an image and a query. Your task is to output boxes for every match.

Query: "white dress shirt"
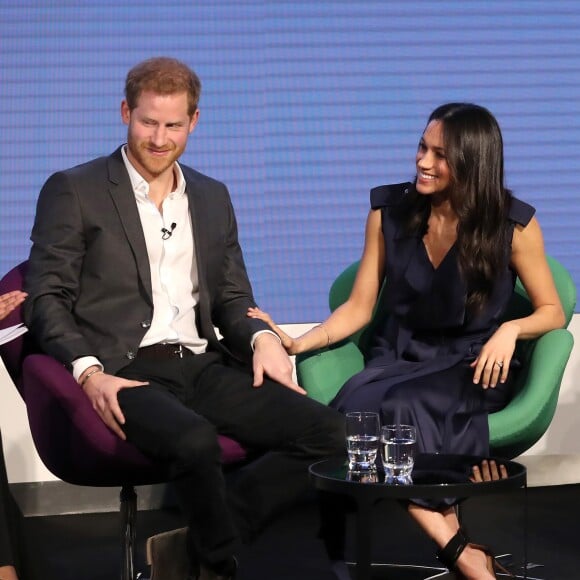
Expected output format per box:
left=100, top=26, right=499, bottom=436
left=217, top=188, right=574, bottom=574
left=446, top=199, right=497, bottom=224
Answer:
left=122, top=147, right=208, bottom=353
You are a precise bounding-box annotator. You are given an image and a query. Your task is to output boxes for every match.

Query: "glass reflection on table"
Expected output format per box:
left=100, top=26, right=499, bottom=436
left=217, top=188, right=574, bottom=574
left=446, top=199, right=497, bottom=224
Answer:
left=346, top=469, right=379, bottom=483
left=337, top=454, right=518, bottom=488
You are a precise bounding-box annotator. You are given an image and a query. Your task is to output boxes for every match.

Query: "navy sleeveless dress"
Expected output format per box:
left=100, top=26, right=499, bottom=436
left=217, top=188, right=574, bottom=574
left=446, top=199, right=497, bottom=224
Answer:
left=330, top=183, right=535, bottom=461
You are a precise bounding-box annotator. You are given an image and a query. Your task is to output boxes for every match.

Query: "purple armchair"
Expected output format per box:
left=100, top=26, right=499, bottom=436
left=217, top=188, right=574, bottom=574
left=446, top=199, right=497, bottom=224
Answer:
left=0, top=262, right=248, bottom=580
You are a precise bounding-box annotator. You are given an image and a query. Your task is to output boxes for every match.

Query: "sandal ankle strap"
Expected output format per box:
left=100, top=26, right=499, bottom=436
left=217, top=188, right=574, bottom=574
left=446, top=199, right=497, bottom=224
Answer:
left=436, top=529, right=469, bottom=569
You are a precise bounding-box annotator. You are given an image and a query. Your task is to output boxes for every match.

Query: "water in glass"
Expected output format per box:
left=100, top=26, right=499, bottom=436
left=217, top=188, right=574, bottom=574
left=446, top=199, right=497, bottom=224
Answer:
left=381, top=425, right=416, bottom=484
left=345, top=411, right=380, bottom=472
left=346, top=434, right=379, bottom=471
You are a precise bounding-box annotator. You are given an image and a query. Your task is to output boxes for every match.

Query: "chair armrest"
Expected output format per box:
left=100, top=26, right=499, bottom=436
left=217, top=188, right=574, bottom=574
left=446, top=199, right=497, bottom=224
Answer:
left=21, top=353, right=128, bottom=457
left=489, top=328, right=574, bottom=458
left=22, top=354, right=113, bottom=435
left=296, top=341, right=365, bottom=405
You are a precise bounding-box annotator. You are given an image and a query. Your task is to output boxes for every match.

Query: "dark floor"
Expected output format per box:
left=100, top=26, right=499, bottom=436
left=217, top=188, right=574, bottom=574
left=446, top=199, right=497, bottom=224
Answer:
left=23, top=484, right=580, bottom=580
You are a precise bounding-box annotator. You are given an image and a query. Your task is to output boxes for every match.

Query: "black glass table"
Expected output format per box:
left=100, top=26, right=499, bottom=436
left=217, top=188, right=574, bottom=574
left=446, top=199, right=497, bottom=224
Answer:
left=309, top=454, right=528, bottom=580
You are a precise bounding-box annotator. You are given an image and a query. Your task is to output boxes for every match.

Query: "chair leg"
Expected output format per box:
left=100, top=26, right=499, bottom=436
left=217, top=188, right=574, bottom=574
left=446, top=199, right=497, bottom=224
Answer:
left=120, top=485, right=137, bottom=580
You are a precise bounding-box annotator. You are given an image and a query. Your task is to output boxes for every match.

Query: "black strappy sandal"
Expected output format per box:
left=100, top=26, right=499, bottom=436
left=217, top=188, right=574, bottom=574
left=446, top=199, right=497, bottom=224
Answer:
left=436, top=529, right=514, bottom=579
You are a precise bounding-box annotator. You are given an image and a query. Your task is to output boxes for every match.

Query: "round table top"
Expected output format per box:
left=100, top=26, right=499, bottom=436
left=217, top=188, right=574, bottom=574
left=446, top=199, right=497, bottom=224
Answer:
left=309, top=454, right=526, bottom=500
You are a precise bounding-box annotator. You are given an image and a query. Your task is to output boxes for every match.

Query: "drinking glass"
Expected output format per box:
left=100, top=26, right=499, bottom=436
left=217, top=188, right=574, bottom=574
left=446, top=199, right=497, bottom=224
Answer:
left=345, top=411, right=380, bottom=472
left=380, top=424, right=417, bottom=484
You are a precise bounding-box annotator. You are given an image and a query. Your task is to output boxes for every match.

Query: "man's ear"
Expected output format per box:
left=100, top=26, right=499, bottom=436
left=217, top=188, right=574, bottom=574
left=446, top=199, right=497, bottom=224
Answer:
left=121, top=100, right=131, bottom=125
left=189, top=109, right=200, bottom=133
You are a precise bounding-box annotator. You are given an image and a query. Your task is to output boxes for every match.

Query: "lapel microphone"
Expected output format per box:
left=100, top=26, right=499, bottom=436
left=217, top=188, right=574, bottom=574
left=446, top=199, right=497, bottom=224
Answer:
left=161, top=222, right=177, bottom=240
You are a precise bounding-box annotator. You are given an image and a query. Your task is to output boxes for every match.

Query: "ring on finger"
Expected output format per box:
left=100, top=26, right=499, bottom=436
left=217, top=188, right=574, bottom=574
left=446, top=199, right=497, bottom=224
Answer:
left=494, top=361, right=504, bottom=368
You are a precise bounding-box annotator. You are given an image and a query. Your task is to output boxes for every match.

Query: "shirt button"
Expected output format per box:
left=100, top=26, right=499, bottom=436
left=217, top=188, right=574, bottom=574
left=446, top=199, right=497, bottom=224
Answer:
left=126, top=351, right=136, bottom=360
left=140, top=320, right=151, bottom=328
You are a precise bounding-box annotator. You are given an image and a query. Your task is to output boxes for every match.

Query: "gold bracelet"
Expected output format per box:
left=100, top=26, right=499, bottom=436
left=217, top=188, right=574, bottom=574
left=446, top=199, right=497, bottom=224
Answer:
left=80, top=368, right=103, bottom=387
left=318, top=324, right=331, bottom=347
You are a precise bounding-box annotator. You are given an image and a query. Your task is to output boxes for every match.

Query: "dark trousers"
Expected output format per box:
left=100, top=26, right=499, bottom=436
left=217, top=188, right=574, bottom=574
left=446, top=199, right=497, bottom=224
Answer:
left=117, top=351, right=345, bottom=568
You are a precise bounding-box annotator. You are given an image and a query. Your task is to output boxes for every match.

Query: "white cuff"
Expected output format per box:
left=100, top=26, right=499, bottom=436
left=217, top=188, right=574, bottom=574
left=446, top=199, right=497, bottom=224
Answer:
left=72, top=356, right=104, bottom=383
left=250, top=330, right=281, bottom=351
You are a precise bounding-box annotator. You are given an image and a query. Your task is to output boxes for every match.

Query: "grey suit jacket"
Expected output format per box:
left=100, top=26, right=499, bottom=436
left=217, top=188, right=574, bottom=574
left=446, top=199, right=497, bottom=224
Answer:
left=24, top=147, right=269, bottom=374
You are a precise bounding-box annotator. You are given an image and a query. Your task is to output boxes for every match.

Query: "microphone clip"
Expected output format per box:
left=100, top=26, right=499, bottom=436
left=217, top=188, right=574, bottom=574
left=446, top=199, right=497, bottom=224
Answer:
left=161, top=222, right=177, bottom=240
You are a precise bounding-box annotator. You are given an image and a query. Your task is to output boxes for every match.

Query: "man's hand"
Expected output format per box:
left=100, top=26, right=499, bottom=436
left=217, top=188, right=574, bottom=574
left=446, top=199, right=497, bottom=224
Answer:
left=252, top=333, right=306, bottom=394
left=80, top=369, right=148, bottom=440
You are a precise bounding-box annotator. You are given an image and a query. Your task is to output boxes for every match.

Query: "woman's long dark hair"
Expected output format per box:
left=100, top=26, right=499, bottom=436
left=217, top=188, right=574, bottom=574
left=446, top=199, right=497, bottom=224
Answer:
left=404, top=103, right=513, bottom=313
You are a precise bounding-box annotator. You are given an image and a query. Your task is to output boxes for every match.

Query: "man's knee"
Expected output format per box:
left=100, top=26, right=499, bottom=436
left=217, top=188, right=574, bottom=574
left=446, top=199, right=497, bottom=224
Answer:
left=171, top=421, right=222, bottom=470
left=305, top=405, right=346, bottom=457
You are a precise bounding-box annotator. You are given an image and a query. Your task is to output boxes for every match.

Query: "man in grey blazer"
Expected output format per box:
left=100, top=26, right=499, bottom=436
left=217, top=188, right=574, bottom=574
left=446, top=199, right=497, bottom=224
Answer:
left=24, top=57, right=344, bottom=580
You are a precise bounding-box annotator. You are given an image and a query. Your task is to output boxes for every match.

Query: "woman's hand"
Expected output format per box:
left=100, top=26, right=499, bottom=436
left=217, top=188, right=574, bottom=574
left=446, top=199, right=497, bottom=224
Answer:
left=247, top=307, right=297, bottom=353
left=470, top=321, right=519, bottom=389
left=0, top=290, right=27, bottom=321
left=469, top=459, right=508, bottom=483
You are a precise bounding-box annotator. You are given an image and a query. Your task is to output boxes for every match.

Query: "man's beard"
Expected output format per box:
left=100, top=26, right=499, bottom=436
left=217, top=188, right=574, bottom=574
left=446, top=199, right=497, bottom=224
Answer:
left=128, top=139, right=183, bottom=178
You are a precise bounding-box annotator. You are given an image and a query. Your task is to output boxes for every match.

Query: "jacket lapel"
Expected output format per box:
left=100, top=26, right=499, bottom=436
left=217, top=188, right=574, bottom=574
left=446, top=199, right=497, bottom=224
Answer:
left=185, top=177, right=207, bottom=293
left=185, top=176, right=226, bottom=351
left=185, top=176, right=216, bottom=337
left=106, top=148, right=153, bottom=305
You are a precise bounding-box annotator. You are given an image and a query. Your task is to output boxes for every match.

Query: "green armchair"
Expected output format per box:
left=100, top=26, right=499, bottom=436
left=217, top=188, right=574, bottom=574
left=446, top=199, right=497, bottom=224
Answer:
left=297, top=256, right=576, bottom=459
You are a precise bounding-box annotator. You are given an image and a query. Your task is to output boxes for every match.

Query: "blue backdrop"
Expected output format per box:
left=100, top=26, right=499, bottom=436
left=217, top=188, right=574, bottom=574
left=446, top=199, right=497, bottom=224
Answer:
left=1, top=1, right=578, bottom=321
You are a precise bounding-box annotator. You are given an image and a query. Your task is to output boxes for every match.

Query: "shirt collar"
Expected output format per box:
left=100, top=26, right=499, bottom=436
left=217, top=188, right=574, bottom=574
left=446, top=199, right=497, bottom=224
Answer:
left=121, top=145, right=187, bottom=201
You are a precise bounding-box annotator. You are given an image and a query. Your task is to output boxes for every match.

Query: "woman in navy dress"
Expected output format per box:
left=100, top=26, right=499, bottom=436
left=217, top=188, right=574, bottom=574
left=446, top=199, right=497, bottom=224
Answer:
left=249, top=103, right=565, bottom=579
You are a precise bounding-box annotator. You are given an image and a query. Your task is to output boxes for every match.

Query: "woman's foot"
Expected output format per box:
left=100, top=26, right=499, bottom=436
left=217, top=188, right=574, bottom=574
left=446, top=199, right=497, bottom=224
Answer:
left=436, top=530, right=507, bottom=579
left=455, top=543, right=496, bottom=579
